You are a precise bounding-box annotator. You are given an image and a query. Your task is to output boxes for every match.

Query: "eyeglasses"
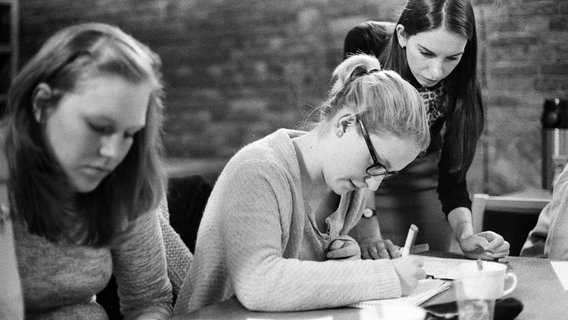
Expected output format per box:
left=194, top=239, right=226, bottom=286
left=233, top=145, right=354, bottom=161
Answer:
left=358, top=118, right=399, bottom=177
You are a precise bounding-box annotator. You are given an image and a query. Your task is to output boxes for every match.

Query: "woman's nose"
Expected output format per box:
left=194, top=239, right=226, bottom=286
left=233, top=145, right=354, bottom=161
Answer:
left=428, top=59, right=444, bottom=80
left=99, top=134, right=123, bottom=159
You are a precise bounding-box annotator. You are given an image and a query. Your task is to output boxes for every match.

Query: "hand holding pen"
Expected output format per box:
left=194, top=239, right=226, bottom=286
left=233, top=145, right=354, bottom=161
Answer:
left=392, top=224, right=427, bottom=295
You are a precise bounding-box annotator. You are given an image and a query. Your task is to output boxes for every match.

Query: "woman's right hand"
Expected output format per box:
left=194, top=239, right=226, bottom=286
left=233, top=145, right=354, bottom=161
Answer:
left=360, top=238, right=401, bottom=259
left=391, top=256, right=426, bottom=296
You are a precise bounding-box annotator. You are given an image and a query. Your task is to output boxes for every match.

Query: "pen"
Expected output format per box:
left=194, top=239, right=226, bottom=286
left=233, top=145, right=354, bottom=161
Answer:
left=401, top=224, right=418, bottom=257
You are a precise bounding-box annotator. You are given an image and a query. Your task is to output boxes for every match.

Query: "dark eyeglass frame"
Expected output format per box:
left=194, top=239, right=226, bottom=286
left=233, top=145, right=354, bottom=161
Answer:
left=357, top=118, right=399, bottom=177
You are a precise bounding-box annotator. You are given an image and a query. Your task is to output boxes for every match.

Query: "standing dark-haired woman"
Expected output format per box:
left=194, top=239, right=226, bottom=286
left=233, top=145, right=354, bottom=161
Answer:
left=344, top=0, right=510, bottom=260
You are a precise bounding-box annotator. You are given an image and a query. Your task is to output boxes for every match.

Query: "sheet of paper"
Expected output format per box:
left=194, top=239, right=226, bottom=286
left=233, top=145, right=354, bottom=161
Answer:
left=551, top=261, right=568, bottom=291
left=348, top=279, right=450, bottom=308
left=417, top=255, right=475, bottom=280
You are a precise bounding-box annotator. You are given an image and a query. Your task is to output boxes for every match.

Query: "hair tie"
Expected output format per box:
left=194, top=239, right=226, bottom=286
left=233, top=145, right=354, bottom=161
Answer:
left=366, top=68, right=380, bottom=75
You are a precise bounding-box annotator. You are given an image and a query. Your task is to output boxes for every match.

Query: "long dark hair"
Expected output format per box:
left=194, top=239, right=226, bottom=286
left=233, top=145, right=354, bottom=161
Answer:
left=382, top=0, right=483, bottom=178
left=5, top=23, right=167, bottom=246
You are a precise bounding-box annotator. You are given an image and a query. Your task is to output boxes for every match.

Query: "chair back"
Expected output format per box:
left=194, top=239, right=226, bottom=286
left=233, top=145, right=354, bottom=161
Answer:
left=471, top=192, right=551, bottom=256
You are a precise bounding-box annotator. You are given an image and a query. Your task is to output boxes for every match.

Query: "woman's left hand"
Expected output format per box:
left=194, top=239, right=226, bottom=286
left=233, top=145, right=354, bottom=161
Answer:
left=459, top=231, right=510, bottom=260
left=326, top=239, right=362, bottom=260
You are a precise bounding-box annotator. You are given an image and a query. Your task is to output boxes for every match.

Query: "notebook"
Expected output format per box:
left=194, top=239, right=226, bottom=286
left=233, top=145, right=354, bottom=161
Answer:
left=418, top=255, right=475, bottom=280
left=349, top=279, right=450, bottom=308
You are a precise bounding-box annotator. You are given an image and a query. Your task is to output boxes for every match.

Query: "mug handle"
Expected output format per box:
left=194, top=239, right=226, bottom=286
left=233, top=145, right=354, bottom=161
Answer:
left=503, top=272, right=518, bottom=296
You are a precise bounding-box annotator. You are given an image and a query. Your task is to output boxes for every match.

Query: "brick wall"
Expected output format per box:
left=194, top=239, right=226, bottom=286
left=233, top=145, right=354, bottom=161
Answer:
left=19, top=0, right=568, bottom=193
left=474, top=0, right=568, bottom=193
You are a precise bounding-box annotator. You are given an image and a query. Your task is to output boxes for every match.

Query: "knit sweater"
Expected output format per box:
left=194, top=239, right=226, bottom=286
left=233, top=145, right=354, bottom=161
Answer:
left=521, top=165, right=568, bottom=259
left=14, top=207, right=173, bottom=320
left=174, top=129, right=401, bottom=314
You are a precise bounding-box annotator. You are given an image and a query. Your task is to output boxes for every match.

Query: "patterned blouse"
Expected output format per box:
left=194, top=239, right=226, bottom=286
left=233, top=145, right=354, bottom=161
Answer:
left=418, top=81, right=446, bottom=127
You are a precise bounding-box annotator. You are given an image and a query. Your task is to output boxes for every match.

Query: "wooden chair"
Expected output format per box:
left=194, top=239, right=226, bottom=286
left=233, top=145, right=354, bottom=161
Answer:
left=470, top=192, right=551, bottom=256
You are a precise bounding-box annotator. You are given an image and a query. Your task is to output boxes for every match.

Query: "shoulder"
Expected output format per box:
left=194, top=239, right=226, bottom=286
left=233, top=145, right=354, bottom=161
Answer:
left=225, top=129, right=301, bottom=178
left=214, top=130, right=303, bottom=198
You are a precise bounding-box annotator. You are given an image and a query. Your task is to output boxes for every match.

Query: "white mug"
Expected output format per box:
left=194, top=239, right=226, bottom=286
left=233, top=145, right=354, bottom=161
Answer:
left=458, top=261, right=517, bottom=299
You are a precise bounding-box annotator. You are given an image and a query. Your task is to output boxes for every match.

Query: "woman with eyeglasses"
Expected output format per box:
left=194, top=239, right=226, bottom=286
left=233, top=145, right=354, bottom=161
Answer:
left=174, top=54, right=429, bottom=313
left=344, top=0, right=510, bottom=260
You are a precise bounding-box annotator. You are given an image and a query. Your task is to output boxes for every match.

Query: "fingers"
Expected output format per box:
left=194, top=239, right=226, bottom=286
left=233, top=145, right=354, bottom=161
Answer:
left=479, top=231, right=507, bottom=250
left=462, top=232, right=511, bottom=260
left=376, top=242, right=392, bottom=259
left=475, top=232, right=511, bottom=259
left=486, top=248, right=510, bottom=259
left=328, top=239, right=344, bottom=251
left=361, top=247, right=372, bottom=260
left=417, top=267, right=427, bottom=280
left=407, top=256, right=427, bottom=280
left=387, top=242, right=402, bottom=259
left=366, top=246, right=381, bottom=260
left=392, top=256, right=427, bottom=296
left=360, top=240, right=400, bottom=260
left=327, top=240, right=361, bottom=260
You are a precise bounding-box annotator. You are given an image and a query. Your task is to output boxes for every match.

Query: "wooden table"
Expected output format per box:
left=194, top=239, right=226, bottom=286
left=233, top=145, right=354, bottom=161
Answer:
left=173, top=255, right=568, bottom=319
left=426, top=256, right=568, bottom=319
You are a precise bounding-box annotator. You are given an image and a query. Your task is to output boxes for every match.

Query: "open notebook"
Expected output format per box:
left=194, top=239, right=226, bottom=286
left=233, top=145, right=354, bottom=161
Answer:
left=418, top=255, right=477, bottom=280
left=349, top=279, right=450, bottom=308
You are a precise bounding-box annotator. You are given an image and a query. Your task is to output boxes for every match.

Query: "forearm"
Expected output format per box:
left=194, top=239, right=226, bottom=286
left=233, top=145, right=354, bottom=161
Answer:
left=113, top=211, right=173, bottom=319
left=233, top=257, right=400, bottom=311
left=351, top=189, right=382, bottom=242
left=352, top=215, right=382, bottom=241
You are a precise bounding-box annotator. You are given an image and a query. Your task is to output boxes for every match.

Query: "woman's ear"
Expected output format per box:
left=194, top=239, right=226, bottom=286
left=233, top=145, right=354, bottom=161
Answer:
left=32, top=83, right=53, bottom=123
left=335, top=113, right=357, bottom=137
left=396, top=24, right=408, bottom=49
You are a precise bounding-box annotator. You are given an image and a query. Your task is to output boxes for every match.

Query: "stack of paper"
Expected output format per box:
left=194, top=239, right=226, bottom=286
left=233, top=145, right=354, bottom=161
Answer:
left=349, top=279, right=450, bottom=308
left=418, top=255, right=475, bottom=280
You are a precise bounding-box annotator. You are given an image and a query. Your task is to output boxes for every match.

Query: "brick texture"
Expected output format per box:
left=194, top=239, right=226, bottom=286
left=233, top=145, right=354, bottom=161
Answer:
left=19, top=0, right=568, bottom=193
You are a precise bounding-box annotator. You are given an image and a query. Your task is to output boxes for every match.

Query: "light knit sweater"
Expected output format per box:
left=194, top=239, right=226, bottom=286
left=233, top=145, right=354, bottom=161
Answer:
left=15, top=208, right=173, bottom=320
left=521, top=165, right=568, bottom=259
left=174, top=129, right=401, bottom=314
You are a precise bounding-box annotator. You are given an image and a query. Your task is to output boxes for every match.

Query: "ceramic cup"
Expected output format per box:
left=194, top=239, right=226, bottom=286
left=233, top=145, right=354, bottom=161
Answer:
left=455, top=261, right=517, bottom=320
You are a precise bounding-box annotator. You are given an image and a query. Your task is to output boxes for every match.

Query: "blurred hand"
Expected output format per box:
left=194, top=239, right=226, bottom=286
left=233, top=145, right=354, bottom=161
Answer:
left=359, top=239, right=401, bottom=260
left=326, top=239, right=361, bottom=260
left=392, top=256, right=427, bottom=296
left=459, top=231, right=510, bottom=260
